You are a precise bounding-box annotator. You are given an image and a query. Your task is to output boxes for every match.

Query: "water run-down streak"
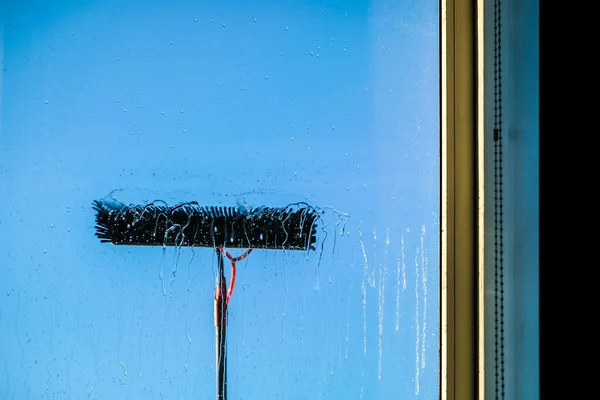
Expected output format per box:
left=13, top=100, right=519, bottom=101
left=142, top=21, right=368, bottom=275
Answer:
left=345, top=280, right=351, bottom=361
left=377, top=229, right=390, bottom=379
left=401, top=232, right=407, bottom=291
left=395, top=232, right=409, bottom=331
left=371, top=229, right=377, bottom=287
left=359, top=229, right=368, bottom=354
left=420, top=225, right=428, bottom=371
left=159, top=245, right=167, bottom=296
left=414, top=249, right=421, bottom=395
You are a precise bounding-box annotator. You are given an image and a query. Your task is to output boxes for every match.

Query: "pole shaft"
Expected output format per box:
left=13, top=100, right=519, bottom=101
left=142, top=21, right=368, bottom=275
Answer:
left=215, top=250, right=227, bottom=400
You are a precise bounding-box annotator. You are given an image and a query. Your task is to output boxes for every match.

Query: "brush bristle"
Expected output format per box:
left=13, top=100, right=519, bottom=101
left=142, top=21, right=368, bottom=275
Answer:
left=93, top=200, right=319, bottom=250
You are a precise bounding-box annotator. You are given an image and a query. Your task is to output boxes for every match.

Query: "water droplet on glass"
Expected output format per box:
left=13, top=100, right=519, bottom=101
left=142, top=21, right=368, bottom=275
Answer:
left=194, top=18, right=197, bottom=22
left=222, top=23, right=226, bottom=27
left=241, top=87, right=244, bottom=90
left=344, top=152, right=348, bottom=156
left=307, top=146, right=311, bottom=150
left=180, top=109, right=184, bottom=113
left=347, top=187, right=351, bottom=191
left=50, top=224, right=54, bottom=228
left=170, top=144, right=173, bottom=148
left=291, top=137, right=294, bottom=141
left=255, top=150, right=259, bottom=154
left=357, top=164, right=360, bottom=169
left=45, top=100, right=48, bottom=104
left=265, top=75, right=269, bottom=79
left=44, top=250, right=47, bottom=254
left=363, top=184, right=367, bottom=189
left=254, top=18, right=257, bottom=22
left=285, top=27, right=289, bottom=31
left=332, top=126, right=335, bottom=129
left=67, top=228, right=71, bottom=232
left=161, top=111, right=165, bottom=115
left=183, top=129, right=186, bottom=133
left=123, top=109, right=127, bottom=112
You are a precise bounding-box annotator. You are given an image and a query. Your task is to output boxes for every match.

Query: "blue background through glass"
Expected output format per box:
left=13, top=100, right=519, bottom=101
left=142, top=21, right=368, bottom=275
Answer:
left=0, top=1, right=439, bottom=398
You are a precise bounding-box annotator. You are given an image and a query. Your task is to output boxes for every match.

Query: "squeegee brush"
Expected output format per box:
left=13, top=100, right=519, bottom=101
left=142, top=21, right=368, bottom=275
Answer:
left=93, top=199, right=319, bottom=251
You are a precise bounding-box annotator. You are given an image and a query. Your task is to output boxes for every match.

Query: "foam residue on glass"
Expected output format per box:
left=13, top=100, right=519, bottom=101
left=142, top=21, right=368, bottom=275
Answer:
left=414, top=245, right=421, bottom=395
left=359, top=227, right=368, bottom=355
left=420, top=225, right=428, bottom=373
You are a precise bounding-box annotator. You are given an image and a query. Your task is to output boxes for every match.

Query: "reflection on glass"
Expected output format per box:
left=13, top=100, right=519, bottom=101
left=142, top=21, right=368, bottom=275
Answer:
left=0, top=1, right=439, bottom=398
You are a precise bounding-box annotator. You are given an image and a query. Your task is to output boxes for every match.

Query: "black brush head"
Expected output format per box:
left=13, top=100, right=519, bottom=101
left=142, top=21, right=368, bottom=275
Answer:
left=93, top=200, right=319, bottom=251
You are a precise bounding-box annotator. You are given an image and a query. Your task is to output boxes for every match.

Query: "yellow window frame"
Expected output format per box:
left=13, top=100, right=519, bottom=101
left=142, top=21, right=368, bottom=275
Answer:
left=441, top=1, right=485, bottom=399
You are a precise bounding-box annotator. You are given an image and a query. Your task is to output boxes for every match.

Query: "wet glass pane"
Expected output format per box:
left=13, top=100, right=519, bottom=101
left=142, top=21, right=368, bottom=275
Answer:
left=0, top=1, right=440, bottom=399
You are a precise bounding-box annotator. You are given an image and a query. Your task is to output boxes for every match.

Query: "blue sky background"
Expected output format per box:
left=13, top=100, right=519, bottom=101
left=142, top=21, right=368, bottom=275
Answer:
left=0, top=0, right=439, bottom=398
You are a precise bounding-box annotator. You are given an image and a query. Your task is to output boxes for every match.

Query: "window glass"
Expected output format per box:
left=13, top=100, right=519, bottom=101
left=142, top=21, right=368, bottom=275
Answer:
left=0, top=1, right=439, bottom=398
